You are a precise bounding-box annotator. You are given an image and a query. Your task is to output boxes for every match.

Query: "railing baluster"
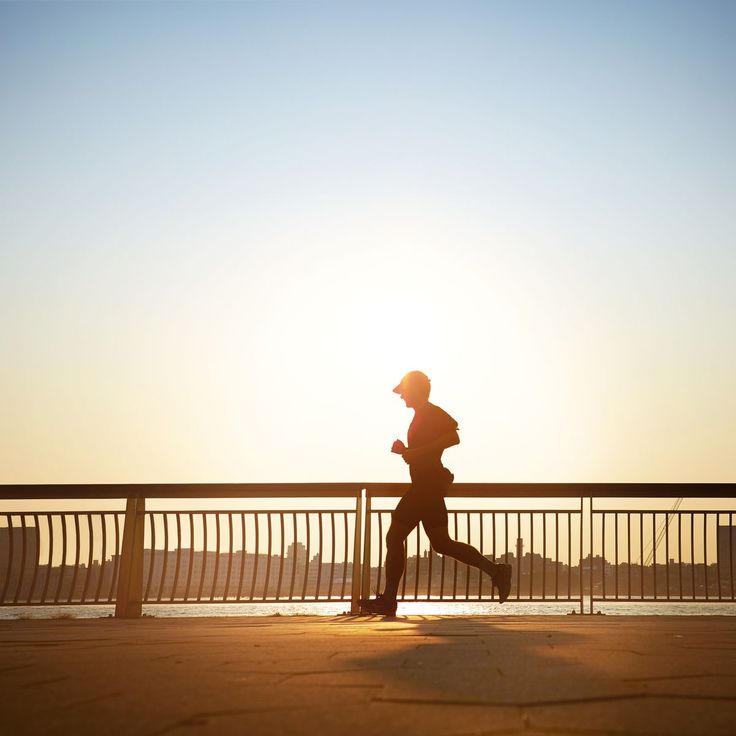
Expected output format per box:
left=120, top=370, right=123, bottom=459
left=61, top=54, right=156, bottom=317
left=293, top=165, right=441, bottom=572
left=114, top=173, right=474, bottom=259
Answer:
left=416, top=519, right=422, bottom=601
left=301, top=512, right=311, bottom=601
left=95, top=514, right=107, bottom=603
left=361, top=497, right=372, bottom=601
left=554, top=512, right=558, bottom=601
left=288, top=512, right=298, bottom=601
left=210, top=513, right=221, bottom=601
left=24, top=514, right=39, bottom=604
left=328, top=512, right=336, bottom=599
left=478, top=512, right=484, bottom=600
left=80, top=514, right=94, bottom=603
left=678, top=513, right=683, bottom=600
left=0, top=514, right=10, bottom=603
left=589, top=499, right=594, bottom=613
left=652, top=513, right=657, bottom=600
left=451, top=513, right=458, bottom=600
left=627, top=512, right=631, bottom=600
left=54, top=515, right=67, bottom=604
left=349, top=492, right=363, bottom=613
left=704, top=513, right=709, bottom=601
left=567, top=511, right=572, bottom=599
left=340, top=511, right=348, bottom=600
left=237, top=513, right=247, bottom=601
left=145, top=513, right=157, bottom=602
left=516, top=512, right=521, bottom=600
left=691, top=512, right=696, bottom=600
left=264, top=514, right=273, bottom=600
left=463, top=512, right=470, bottom=600
left=529, top=512, right=534, bottom=600
left=614, top=513, right=619, bottom=600
left=196, top=513, right=208, bottom=602
left=730, top=513, right=734, bottom=601
left=376, top=511, right=383, bottom=596
left=717, top=513, right=722, bottom=601
left=665, top=511, right=670, bottom=600
left=542, top=512, right=547, bottom=600
left=42, top=514, right=53, bottom=604
left=14, top=514, right=27, bottom=604
left=10, top=515, right=20, bottom=604
left=401, top=529, right=409, bottom=601
left=601, top=512, right=606, bottom=601
left=109, top=513, right=121, bottom=603
left=249, top=513, right=260, bottom=601
left=640, top=513, right=644, bottom=600
left=274, top=513, right=285, bottom=601
left=314, top=513, right=322, bottom=600
left=184, top=514, right=195, bottom=602
left=579, top=498, right=583, bottom=613
left=491, top=511, right=496, bottom=568
left=171, top=513, right=182, bottom=602
left=159, top=513, right=169, bottom=602
left=68, top=514, right=80, bottom=603
left=439, top=523, right=446, bottom=600
left=224, top=513, right=234, bottom=602
left=428, top=513, right=434, bottom=600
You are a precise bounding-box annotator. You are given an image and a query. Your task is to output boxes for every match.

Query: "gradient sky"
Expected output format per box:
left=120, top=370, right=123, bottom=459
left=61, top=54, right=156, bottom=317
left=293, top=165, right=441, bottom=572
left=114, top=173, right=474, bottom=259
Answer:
left=1, top=1, right=734, bottom=485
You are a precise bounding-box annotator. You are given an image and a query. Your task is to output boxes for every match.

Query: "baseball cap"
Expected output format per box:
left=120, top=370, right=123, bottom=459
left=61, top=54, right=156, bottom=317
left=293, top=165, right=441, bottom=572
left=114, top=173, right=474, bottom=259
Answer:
left=393, top=370, right=431, bottom=394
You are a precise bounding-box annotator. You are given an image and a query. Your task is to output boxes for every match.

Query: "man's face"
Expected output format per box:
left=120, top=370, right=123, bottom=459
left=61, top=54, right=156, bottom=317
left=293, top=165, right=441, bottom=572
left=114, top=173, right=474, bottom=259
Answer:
left=398, top=383, right=428, bottom=409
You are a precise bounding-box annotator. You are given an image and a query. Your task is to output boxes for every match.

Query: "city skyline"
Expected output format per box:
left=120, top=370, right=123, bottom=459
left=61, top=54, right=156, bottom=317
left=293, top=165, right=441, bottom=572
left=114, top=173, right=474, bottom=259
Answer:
left=3, top=527, right=735, bottom=605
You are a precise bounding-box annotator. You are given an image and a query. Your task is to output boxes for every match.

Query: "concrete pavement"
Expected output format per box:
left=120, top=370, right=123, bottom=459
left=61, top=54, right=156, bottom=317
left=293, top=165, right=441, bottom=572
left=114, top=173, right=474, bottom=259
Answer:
left=1, top=615, right=735, bottom=735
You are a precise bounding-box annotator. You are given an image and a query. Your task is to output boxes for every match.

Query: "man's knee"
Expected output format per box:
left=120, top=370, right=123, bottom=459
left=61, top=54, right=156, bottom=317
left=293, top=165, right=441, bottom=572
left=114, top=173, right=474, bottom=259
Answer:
left=386, top=522, right=410, bottom=549
left=427, top=532, right=454, bottom=556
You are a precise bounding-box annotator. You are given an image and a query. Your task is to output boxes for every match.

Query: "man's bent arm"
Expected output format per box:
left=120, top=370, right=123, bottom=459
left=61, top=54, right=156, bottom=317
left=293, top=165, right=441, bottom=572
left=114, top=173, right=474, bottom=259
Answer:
left=404, top=430, right=459, bottom=459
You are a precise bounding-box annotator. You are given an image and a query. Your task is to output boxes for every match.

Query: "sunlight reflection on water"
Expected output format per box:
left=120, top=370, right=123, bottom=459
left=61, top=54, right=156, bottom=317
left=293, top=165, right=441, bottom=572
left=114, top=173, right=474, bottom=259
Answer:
left=3, top=600, right=736, bottom=619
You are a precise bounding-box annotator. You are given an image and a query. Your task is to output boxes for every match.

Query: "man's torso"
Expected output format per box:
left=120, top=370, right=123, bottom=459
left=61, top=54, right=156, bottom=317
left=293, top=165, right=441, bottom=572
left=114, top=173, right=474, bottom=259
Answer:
left=407, top=403, right=458, bottom=486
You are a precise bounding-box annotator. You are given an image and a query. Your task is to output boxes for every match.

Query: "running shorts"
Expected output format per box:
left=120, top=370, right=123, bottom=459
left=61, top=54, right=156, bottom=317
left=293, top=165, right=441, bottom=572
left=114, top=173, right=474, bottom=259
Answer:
left=392, top=471, right=454, bottom=531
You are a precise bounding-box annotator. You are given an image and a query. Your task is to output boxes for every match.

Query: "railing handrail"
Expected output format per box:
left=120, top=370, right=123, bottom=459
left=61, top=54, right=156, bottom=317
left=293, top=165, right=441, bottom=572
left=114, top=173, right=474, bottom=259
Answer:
left=0, top=484, right=364, bottom=500
left=367, top=483, right=736, bottom=498
left=1, top=482, right=735, bottom=500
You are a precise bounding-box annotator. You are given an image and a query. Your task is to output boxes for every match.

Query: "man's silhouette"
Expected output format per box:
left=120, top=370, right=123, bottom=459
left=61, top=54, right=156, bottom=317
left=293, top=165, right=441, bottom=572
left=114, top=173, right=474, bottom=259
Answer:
left=360, top=370, right=512, bottom=615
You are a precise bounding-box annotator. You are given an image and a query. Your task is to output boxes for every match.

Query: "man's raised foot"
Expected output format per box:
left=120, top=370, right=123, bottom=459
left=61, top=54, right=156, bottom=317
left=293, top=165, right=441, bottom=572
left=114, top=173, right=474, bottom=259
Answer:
left=492, top=564, right=513, bottom=603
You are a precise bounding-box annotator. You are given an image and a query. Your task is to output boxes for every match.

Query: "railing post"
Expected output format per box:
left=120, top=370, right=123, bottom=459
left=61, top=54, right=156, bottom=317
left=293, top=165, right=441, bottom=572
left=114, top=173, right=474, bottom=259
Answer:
left=115, top=496, right=145, bottom=618
left=350, top=489, right=364, bottom=614
left=589, top=496, right=594, bottom=614
left=361, top=492, right=373, bottom=601
left=579, top=496, right=584, bottom=615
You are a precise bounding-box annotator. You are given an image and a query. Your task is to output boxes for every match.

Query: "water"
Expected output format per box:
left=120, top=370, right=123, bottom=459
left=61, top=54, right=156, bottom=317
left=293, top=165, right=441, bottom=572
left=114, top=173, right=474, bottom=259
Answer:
left=2, top=600, right=735, bottom=619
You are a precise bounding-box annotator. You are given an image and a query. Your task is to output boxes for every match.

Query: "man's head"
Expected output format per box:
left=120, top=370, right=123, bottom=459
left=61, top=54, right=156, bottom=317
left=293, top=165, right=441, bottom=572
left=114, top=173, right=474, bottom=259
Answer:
left=393, top=370, right=431, bottom=409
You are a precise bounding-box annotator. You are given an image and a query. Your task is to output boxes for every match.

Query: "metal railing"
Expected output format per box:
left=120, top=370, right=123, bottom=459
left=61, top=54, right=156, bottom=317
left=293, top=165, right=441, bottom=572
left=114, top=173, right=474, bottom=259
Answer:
left=361, top=507, right=584, bottom=605
left=590, top=503, right=736, bottom=608
left=1, top=483, right=735, bottom=615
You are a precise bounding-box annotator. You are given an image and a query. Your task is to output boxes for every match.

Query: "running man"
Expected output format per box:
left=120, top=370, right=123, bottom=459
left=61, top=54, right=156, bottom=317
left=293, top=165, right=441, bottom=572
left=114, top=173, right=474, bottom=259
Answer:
left=360, top=370, right=512, bottom=615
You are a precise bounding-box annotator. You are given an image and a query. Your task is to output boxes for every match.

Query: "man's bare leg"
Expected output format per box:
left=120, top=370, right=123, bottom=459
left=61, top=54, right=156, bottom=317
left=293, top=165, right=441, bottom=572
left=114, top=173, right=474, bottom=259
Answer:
left=426, top=526, right=512, bottom=601
left=425, top=527, right=495, bottom=574
left=382, top=519, right=414, bottom=601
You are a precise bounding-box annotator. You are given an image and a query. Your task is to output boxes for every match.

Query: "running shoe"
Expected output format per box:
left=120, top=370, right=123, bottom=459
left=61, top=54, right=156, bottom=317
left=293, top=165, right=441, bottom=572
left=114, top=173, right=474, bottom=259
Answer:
left=359, top=593, right=397, bottom=616
left=493, top=564, right=513, bottom=603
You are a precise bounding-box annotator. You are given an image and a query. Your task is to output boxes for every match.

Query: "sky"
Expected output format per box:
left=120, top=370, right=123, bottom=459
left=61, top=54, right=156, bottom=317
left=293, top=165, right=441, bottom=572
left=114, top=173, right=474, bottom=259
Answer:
left=1, top=1, right=735, bottom=485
